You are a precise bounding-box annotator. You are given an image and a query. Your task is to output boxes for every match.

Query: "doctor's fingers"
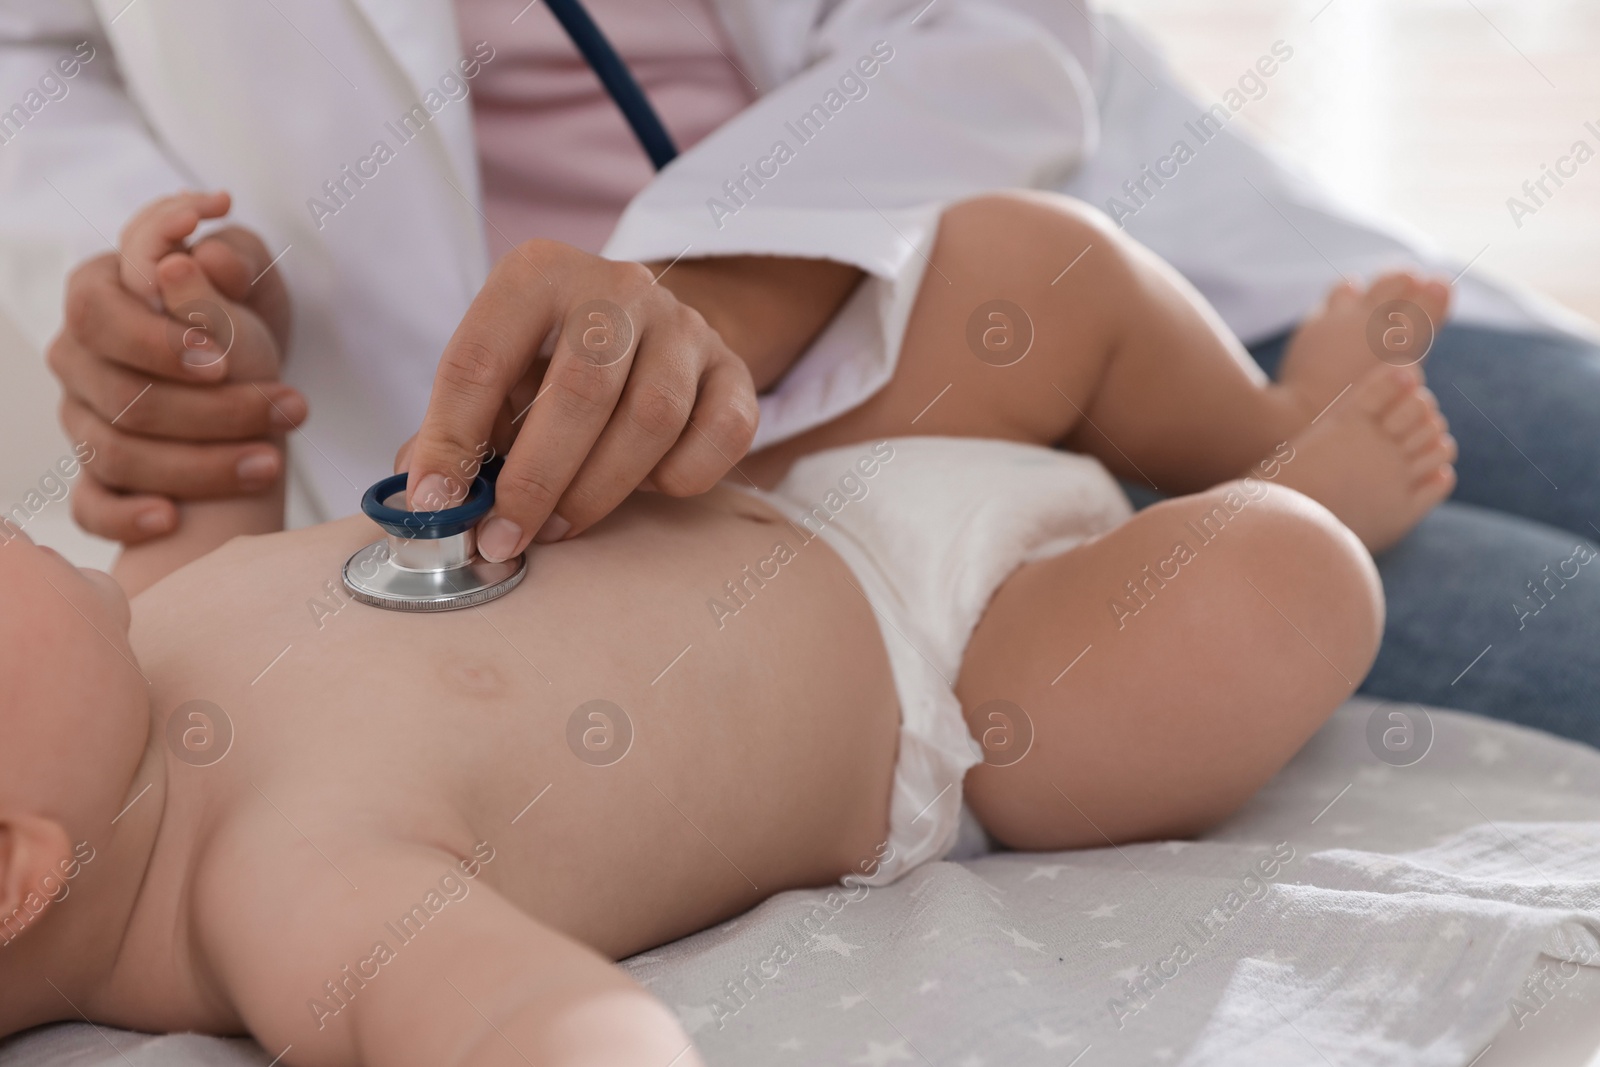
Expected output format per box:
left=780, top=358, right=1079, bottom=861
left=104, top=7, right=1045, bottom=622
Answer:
left=70, top=474, right=179, bottom=544
left=475, top=336, right=640, bottom=558
left=535, top=330, right=722, bottom=539
left=391, top=395, right=521, bottom=476
left=118, top=190, right=231, bottom=307
left=644, top=353, right=759, bottom=496
left=60, top=395, right=285, bottom=501
left=405, top=249, right=646, bottom=509
left=63, top=255, right=230, bottom=384
left=50, top=334, right=306, bottom=440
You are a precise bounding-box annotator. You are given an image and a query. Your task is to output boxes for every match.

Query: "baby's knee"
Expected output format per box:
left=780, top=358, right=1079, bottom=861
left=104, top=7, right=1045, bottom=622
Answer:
left=946, top=189, right=1113, bottom=236
left=1204, top=479, right=1385, bottom=672
left=938, top=191, right=1129, bottom=274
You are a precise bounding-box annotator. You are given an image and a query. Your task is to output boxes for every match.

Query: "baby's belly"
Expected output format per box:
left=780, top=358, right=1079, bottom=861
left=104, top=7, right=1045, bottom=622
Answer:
left=133, top=487, right=900, bottom=957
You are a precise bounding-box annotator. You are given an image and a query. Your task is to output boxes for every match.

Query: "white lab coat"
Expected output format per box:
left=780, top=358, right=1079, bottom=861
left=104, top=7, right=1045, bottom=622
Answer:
left=0, top=0, right=1584, bottom=523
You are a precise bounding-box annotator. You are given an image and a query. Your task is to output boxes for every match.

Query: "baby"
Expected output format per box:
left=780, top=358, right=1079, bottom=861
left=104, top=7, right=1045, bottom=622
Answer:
left=0, top=191, right=1455, bottom=1065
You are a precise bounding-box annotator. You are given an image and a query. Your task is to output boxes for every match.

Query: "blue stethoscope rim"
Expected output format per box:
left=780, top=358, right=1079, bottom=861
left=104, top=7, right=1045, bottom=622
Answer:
left=362, top=472, right=494, bottom=540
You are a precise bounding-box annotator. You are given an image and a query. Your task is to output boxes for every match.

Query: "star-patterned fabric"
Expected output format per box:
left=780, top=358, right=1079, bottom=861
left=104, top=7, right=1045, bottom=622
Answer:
left=4, top=699, right=1599, bottom=1066
left=625, top=699, right=1600, bottom=1066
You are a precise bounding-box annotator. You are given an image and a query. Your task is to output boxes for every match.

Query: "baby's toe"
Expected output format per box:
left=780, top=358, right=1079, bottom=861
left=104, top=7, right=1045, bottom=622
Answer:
left=1369, top=271, right=1451, bottom=332
left=1412, top=461, right=1458, bottom=507
left=1408, top=434, right=1458, bottom=480
left=1325, top=278, right=1364, bottom=310
left=1382, top=389, right=1435, bottom=438
left=1420, top=278, right=1453, bottom=316
left=1367, top=270, right=1428, bottom=305
left=1353, top=366, right=1416, bottom=417
left=1399, top=415, right=1448, bottom=456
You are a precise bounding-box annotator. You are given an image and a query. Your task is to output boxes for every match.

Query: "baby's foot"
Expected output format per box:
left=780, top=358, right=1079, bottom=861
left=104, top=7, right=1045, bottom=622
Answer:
left=1265, top=366, right=1457, bottom=554
left=1277, top=271, right=1453, bottom=422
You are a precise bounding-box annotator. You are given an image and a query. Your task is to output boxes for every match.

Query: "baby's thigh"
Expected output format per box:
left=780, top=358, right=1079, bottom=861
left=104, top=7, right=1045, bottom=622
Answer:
left=744, top=192, right=1127, bottom=487
left=956, top=481, right=1383, bottom=851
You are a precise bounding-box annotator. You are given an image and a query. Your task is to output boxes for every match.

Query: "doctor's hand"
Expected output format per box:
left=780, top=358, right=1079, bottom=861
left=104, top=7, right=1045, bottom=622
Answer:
left=50, top=191, right=303, bottom=544
left=402, top=240, right=762, bottom=560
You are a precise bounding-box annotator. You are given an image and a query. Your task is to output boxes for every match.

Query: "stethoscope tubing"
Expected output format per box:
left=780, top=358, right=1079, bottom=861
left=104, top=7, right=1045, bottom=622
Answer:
left=543, top=0, right=680, bottom=171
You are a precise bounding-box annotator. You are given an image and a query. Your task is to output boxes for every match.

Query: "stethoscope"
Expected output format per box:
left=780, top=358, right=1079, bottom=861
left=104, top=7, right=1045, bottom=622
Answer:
left=342, top=0, right=677, bottom=613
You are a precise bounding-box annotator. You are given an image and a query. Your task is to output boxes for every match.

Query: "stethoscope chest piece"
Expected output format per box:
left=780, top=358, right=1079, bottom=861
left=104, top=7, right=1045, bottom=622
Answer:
left=342, top=471, right=525, bottom=613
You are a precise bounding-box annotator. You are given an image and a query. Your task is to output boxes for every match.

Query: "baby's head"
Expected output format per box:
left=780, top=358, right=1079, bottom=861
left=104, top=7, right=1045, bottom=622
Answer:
left=0, top=532, right=149, bottom=964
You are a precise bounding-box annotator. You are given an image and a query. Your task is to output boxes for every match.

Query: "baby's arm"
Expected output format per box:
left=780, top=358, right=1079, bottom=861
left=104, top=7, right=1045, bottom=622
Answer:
left=112, top=490, right=284, bottom=597
left=195, top=828, right=700, bottom=1067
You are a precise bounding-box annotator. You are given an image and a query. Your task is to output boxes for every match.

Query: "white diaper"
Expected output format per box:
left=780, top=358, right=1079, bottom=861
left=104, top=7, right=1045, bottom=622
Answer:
left=738, top=436, right=1133, bottom=885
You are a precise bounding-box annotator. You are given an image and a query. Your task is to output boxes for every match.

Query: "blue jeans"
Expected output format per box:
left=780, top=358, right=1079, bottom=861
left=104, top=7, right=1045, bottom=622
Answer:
left=1249, top=324, right=1600, bottom=745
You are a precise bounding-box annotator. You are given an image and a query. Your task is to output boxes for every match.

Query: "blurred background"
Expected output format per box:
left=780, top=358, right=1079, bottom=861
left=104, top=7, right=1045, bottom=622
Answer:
left=1, top=0, right=1596, bottom=570
left=1106, top=0, right=1599, bottom=319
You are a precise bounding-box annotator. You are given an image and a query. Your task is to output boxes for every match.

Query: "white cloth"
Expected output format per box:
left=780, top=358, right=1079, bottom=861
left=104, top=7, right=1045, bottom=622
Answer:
left=736, top=436, right=1132, bottom=885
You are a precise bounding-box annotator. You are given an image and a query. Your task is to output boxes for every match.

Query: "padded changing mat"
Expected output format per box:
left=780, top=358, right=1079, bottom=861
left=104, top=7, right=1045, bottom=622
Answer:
left=4, top=699, right=1599, bottom=1066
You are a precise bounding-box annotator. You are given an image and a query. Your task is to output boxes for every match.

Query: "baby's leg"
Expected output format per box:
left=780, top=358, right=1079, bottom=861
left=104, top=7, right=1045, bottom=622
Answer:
left=748, top=191, right=1446, bottom=500
left=748, top=191, right=1297, bottom=493
left=955, top=480, right=1382, bottom=850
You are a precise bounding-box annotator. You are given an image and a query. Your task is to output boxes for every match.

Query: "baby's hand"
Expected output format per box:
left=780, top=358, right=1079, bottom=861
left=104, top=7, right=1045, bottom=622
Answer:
left=117, top=191, right=288, bottom=382
left=48, top=190, right=304, bottom=543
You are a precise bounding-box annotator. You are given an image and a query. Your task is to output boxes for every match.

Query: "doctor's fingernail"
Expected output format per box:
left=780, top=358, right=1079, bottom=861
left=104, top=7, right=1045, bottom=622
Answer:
left=159, top=253, right=195, bottom=280
left=535, top=513, right=570, bottom=544
left=135, top=509, right=172, bottom=534
left=411, top=474, right=449, bottom=511
left=268, top=390, right=307, bottom=428
left=479, top=517, right=524, bottom=561
left=236, top=451, right=278, bottom=487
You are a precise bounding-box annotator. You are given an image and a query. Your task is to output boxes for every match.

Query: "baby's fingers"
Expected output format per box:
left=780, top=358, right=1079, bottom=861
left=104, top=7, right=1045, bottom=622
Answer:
left=191, top=226, right=292, bottom=349
left=118, top=190, right=231, bottom=308
left=155, top=250, right=281, bottom=382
